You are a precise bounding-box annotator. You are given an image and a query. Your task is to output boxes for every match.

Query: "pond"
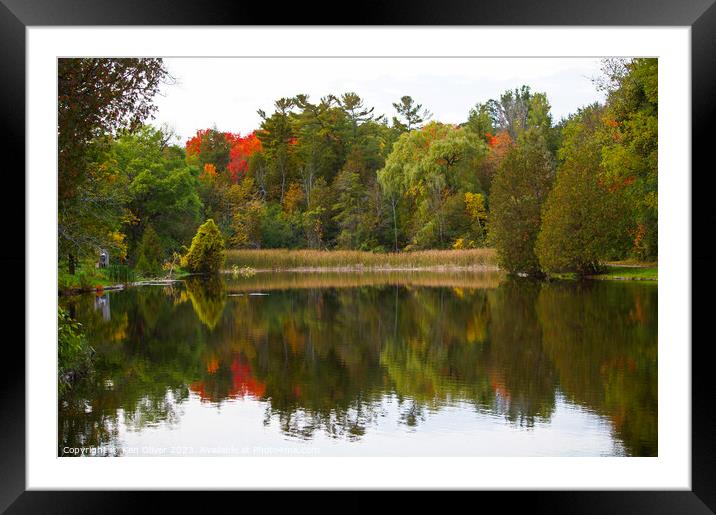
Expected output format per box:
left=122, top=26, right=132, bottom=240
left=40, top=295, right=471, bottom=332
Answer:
left=58, top=271, right=657, bottom=457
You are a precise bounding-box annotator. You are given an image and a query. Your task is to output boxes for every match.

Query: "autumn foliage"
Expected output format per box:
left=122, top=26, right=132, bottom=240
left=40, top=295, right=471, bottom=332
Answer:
left=186, top=129, right=263, bottom=183
left=227, top=132, right=262, bottom=182
left=190, top=357, right=266, bottom=402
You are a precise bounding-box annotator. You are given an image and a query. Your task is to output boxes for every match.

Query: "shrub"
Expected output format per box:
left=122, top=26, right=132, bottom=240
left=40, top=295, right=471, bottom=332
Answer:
left=58, top=307, right=93, bottom=394
left=182, top=219, right=226, bottom=274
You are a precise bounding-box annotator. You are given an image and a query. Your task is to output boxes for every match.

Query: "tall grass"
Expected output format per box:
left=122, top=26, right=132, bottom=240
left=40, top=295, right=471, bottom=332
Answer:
left=224, top=248, right=498, bottom=271
left=105, top=264, right=136, bottom=283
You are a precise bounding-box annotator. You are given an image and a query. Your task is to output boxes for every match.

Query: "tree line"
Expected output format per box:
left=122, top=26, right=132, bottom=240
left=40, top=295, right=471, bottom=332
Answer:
left=58, top=57, right=657, bottom=277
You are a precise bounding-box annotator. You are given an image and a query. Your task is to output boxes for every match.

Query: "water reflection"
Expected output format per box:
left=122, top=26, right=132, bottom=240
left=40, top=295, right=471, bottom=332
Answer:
left=59, top=272, right=657, bottom=456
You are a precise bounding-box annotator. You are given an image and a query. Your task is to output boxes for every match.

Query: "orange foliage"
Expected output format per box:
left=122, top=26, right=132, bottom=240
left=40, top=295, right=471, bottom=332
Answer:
left=487, top=130, right=512, bottom=152
left=200, top=163, right=217, bottom=181
left=185, top=128, right=209, bottom=157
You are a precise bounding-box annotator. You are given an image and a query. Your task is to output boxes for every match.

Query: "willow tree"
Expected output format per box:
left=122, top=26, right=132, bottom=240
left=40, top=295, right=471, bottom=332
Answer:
left=378, top=122, right=488, bottom=249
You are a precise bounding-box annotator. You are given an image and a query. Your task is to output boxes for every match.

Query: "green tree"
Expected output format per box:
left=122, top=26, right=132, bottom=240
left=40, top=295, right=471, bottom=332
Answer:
left=182, top=219, right=226, bottom=274
left=489, top=128, right=555, bottom=275
left=197, top=127, right=231, bottom=172
left=485, top=86, right=557, bottom=149
left=598, top=58, right=658, bottom=259
left=302, top=177, right=334, bottom=248
left=338, top=92, right=380, bottom=143
left=536, top=105, right=631, bottom=275
left=135, top=224, right=164, bottom=276
left=110, top=126, right=203, bottom=258
left=257, top=98, right=297, bottom=202
left=58, top=58, right=169, bottom=272
left=378, top=122, right=488, bottom=249
left=465, top=102, right=495, bottom=141
left=391, top=95, right=432, bottom=132
left=332, top=152, right=369, bottom=249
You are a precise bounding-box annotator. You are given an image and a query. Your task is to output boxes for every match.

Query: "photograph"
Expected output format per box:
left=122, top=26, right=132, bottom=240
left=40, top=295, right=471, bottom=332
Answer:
left=3, top=9, right=708, bottom=509
left=56, top=56, right=658, bottom=458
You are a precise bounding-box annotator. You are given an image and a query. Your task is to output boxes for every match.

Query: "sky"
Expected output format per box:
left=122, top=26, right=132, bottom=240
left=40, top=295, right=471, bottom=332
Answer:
left=151, top=57, right=607, bottom=144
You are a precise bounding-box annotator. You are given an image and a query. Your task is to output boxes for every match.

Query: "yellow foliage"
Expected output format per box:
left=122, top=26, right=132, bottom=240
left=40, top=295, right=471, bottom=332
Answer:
left=282, top=182, right=305, bottom=214
left=464, top=192, right=487, bottom=225
left=109, top=231, right=128, bottom=260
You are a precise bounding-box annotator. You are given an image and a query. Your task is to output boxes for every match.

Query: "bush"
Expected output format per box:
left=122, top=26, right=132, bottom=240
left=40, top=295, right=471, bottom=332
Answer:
left=58, top=307, right=94, bottom=394
left=181, top=219, right=226, bottom=274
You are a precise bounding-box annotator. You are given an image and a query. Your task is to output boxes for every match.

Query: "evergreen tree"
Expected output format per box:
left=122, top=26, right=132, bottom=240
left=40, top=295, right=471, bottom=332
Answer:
left=536, top=105, right=631, bottom=275
left=182, top=219, right=226, bottom=274
left=135, top=224, right=163, bottom=276
left=489, top=128, right=555, bottom=275
left=392, top=96, right=432, bottom=132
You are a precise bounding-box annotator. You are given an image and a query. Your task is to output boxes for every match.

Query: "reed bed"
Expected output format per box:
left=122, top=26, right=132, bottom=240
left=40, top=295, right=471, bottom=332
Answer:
left=224, top=249, right=498, bottom=271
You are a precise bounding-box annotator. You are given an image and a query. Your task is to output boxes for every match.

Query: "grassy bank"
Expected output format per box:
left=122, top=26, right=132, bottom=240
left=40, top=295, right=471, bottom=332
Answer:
left=58, top=259, right=190, bottom=295
left=590, top=265, right=657, bottom=281
left=58, top=260, right=122, bottom=293
left=550, top=264, right=657, bottom=282
left=225, top=248, right=498, bottom=271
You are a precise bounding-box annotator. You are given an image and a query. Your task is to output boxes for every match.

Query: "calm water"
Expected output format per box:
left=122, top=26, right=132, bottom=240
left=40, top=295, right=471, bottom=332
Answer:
left=58, top=271, right=657, bottom=457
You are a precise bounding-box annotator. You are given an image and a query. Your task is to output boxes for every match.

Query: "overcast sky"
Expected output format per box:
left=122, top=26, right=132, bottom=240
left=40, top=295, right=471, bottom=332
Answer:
left=151, top=57, right=607, bottom=144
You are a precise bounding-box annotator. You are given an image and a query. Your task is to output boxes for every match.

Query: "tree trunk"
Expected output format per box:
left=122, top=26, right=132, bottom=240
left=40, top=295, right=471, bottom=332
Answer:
left=391, top=196, right=398, bottom=252
left=68, top=253, right=76, bottom=275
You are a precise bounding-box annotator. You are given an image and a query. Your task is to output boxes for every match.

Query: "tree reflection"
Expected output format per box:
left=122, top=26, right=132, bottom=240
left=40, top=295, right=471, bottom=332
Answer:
left=59, top=273, right=657, bottom=455
left=185, top=276, right=227, bottom=329
left=536, top=280, right=657, bottom=456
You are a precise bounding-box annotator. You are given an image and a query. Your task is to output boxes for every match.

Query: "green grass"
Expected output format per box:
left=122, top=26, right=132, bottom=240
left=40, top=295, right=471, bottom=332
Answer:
left=594, top=265, right=658, bottom=281
left=549, top=264, right=657, bottom=282
left=58, top=259, right=117, bottom=292
left=224, top=248, right=498, bottom=271
left=58, top=259, right=185, bottom=294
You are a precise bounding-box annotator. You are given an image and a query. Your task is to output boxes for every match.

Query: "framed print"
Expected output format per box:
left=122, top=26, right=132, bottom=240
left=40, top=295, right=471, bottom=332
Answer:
left=3, top=0, right=714, bottom=512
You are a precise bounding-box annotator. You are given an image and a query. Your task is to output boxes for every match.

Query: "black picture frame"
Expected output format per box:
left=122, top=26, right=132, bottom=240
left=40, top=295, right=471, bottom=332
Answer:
left=2, top=0, right=713, bottom=512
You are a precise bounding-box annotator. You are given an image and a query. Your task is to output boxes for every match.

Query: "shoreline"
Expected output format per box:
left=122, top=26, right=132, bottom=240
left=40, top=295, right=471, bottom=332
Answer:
left=224, top=265, right=502, bottom=273
left=58, top=278, right=185, bottom=297
left=58, top=263, right=657, bottom=296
